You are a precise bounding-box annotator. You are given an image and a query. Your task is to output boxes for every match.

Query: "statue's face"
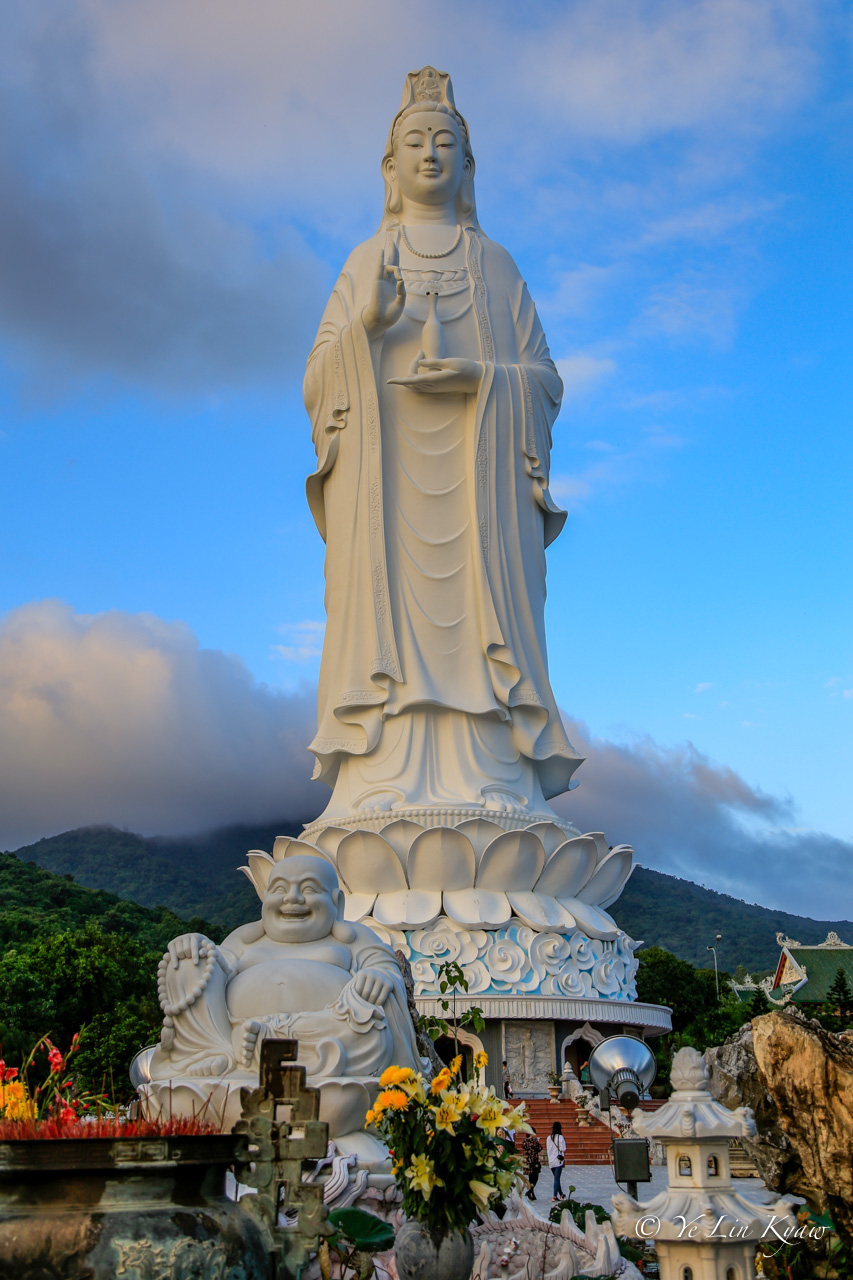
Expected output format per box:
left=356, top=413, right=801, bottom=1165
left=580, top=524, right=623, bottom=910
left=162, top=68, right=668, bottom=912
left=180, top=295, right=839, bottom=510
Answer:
left=388, top=110, right=469, bottom=209
left=262, top=855, right=341, bottom=943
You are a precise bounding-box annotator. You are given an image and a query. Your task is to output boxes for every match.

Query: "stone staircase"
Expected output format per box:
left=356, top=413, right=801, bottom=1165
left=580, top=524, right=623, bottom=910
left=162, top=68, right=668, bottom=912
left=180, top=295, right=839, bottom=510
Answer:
left=516, top=1097, right=666, bottom=1166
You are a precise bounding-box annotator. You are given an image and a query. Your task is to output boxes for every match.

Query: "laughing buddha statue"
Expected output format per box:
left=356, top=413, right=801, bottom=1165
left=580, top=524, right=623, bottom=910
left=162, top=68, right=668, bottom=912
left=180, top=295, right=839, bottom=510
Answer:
left=137, top=852, right=422, bottom=1152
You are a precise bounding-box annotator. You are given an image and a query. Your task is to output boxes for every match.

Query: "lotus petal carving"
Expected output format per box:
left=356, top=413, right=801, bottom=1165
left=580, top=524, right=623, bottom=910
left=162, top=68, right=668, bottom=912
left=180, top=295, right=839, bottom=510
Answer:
left=576, top=844, right=633, bottom=908
left=239, top=817, right=633, bottom=933
left=534, top=836, right=597, bottom=898
left=476, top=830, right=544, bottom=890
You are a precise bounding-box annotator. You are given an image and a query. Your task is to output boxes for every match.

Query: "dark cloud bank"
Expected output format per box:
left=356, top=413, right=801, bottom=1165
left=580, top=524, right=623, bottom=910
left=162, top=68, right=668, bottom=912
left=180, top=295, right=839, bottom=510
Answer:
left=0, top=10, right=325, bottom=394
left=1, top=601, right=845, bottom=920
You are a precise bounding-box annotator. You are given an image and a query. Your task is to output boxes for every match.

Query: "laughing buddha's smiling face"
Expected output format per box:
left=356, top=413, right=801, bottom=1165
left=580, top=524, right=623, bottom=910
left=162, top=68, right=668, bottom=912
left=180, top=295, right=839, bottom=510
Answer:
left=261, top=855, right=342, bottom=943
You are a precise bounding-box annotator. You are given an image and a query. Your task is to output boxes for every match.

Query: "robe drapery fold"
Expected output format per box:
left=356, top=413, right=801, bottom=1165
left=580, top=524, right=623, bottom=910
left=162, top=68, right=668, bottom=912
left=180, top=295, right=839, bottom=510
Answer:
left=304, top=228, right=582, bottom=806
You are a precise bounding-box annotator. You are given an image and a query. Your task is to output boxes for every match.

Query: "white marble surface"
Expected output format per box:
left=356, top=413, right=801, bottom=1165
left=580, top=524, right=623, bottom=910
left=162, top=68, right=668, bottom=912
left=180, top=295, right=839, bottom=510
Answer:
left=303, top=66, right=582, bottom=830
left=138, top=853, right=420, bottom=1152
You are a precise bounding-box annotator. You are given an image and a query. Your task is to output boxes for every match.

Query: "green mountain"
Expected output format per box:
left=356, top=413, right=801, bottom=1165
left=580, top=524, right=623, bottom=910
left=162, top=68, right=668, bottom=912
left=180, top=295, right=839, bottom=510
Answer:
left=7, top=824, right=850, bottom=974
left=5, top=823, right=302, bottom=935
left=0, top=850, right=219, bottom=952
left=610, top=865, right=851, bottom=972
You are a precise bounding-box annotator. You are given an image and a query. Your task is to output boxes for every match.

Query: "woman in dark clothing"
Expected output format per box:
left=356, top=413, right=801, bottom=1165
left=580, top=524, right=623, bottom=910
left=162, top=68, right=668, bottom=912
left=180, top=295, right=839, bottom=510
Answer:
left=521, top=1132, right=542, bottom=1200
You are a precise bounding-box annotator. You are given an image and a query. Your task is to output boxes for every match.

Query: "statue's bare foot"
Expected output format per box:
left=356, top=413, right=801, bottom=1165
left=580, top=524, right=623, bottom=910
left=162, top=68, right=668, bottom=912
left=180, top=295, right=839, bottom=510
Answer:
left=196, top=1055, right=230, bottom=1077
left=240, top=1018, right=270, bottom=1068
left=484, top=790, right=523, bottom=811
left=355, top=791, right=400, bottom=813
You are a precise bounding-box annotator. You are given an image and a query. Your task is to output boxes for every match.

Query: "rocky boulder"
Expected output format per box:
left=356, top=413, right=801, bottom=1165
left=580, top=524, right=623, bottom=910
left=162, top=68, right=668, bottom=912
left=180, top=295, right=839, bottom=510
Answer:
left=706, top=1020, right=803, bottom=1194
left=707, top=1009, right=853, bottom=1248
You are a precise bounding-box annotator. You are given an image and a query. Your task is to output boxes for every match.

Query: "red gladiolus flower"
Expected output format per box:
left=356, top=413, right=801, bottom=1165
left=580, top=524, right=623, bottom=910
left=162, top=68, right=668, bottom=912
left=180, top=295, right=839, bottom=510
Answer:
left=0, top=1060, right=5, bottom=1083
left=60, top=1103, right=76, bottom=1122
left=4, top=1068, right=17, bottom=1082
left=47, top=1046, right=63, bottom=1074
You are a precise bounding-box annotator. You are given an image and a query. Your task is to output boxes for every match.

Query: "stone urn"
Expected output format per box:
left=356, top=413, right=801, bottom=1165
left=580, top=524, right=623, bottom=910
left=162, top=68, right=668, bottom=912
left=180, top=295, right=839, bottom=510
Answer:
left=394, top=1220, right=474, bottom=1280
left=0, top=1134, right=272, bottom=1279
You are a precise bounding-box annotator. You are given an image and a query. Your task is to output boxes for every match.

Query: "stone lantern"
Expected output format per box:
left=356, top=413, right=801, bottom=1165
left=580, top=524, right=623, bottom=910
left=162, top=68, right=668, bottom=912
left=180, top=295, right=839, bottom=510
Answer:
left=611, top=1047, right=796, bottom=1280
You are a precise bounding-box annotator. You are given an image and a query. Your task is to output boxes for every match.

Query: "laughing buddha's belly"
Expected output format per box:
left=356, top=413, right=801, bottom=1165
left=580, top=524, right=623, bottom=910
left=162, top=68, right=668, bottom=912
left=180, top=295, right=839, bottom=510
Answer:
left=227, top=960, right=350, bottom=1017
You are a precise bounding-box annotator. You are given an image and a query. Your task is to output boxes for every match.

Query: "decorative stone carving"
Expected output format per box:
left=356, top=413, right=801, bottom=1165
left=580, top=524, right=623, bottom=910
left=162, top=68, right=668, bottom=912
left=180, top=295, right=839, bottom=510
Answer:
left=471, top=1194, right=639, bottom=1279
left=114, top=1238, right=244, bottom=1280
left=611, top=1046, right=797, bottom=1280
left=370, top=916, right=639, bottom=1002
left=504, top=1021, right=555, bottom=1095
left=135, top=853, right=421, bottom=1160
left=818, top=930, right=851, bottom=947
left=252, top=823, right=632, bottom=936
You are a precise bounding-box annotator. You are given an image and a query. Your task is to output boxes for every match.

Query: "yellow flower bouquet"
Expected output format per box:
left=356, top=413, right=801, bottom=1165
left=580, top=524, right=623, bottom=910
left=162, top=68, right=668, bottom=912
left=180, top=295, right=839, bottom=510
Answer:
left=366, top=1053, right=531, bottom=1232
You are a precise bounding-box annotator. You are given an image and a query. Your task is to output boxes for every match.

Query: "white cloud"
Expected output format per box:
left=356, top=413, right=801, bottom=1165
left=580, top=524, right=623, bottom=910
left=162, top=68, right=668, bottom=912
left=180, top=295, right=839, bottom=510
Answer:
left=272, top=620, right=325, bottom=664
left=0, top=0, right=828, bottom=393
left=85, top=0, right=820, bottom=183
left=554, top=715, right=853, bottom=918
left=643, top=276, right=743, bottom=347
left=639, top=197, right=782, bottom=245
left=550, top=424, right=684, bottom=511
left=695, top=682, right=714, bottom=692
left=556, top=354, right=617, bottom=400
left=2, top=600, right=849, bottom=917
left=524, top=0, right=818, bottom=140
left=0, top=601, right=318, bottom=848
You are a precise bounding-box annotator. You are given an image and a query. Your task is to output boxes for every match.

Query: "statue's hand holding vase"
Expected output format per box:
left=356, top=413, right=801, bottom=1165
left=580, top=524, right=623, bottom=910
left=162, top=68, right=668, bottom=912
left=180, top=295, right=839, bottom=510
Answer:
left=388, top=355, right=483, bottom=395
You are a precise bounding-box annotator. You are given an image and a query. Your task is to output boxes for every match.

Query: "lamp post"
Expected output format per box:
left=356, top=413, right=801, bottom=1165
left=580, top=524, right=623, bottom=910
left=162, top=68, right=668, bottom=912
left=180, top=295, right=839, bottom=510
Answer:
left=588, top=1036, right=656, bottom=1200
left=707, top=934, right=722, bottom=1003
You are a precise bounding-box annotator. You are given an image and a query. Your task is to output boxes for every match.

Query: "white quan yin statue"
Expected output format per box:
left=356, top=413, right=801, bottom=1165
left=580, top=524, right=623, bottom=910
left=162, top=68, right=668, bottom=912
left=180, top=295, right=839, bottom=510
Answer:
left=304, top=66, right=582, bottom=829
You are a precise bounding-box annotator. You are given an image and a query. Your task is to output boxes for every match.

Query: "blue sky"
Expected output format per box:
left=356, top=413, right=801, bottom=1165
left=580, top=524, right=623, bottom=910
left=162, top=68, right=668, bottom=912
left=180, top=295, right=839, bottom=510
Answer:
left=1, top=0, right=851, bottom=919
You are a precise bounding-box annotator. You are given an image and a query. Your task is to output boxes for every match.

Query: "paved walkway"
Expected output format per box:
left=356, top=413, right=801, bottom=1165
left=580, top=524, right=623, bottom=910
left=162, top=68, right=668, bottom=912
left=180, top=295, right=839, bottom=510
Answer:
left=524, top=1164, right=770, bottom=1221
left=525, top=1163, right=666, bottom=1218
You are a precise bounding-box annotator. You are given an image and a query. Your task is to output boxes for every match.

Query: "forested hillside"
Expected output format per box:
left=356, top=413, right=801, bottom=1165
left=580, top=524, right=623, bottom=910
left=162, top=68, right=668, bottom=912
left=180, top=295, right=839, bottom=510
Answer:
left=609, top=865, right=851, bottom=970
left=8, top=824, right=851, bottom=973
left=0, top=853, right=215, bottom=1101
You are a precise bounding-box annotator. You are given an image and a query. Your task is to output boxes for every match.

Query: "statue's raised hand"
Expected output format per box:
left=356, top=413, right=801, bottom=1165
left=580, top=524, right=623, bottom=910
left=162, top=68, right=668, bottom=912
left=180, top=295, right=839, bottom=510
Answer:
left=352, top=968, right=392, bottom=1007
left=362, top=243, right=405, bottom=338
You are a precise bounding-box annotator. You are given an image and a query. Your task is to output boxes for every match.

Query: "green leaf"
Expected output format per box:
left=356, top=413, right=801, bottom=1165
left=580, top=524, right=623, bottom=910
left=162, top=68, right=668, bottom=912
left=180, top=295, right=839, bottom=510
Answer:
left=328, top=1208, right=395, bottom=1253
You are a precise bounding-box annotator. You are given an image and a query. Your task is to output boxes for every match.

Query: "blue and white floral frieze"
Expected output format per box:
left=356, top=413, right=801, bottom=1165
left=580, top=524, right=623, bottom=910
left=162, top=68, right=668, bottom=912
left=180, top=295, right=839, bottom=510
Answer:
left=368, top=916, right=640, bottom=1002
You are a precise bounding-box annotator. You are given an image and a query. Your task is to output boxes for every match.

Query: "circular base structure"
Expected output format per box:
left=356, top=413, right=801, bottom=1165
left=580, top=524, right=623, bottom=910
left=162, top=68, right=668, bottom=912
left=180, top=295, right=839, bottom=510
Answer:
left=303, top=805, right=581, bottom=844
left=415, top=994, right=671, bottom=1031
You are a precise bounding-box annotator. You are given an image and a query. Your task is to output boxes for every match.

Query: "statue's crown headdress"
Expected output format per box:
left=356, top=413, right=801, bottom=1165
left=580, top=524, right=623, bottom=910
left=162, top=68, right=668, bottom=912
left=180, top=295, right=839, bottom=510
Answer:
left=402, top=66, right=457, bottom=111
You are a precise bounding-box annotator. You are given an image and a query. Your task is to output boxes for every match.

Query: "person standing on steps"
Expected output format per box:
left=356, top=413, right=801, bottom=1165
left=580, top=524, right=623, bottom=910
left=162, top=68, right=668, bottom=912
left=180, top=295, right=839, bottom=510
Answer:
left=546, top=1120, right=566, bottom=1201
left=502, top=1059, right=513, bottom=1099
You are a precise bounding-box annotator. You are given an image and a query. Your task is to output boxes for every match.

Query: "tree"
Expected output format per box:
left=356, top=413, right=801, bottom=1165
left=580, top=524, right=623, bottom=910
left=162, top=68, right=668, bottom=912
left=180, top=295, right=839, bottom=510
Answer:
left=825, top=967, right=853, bottom=1016
left=746, top=987, right=773, bottom=1019
left=0, top=924, right=163, bottom=1100
left=635, top=946, right=719, bottom=1034
left=816, top=966, right=853, bottom=1032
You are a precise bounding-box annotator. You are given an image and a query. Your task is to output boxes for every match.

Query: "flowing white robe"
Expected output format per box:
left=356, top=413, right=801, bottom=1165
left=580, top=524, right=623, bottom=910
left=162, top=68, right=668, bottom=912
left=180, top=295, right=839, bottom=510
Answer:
left=304, top=225, right=581, bottom=818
